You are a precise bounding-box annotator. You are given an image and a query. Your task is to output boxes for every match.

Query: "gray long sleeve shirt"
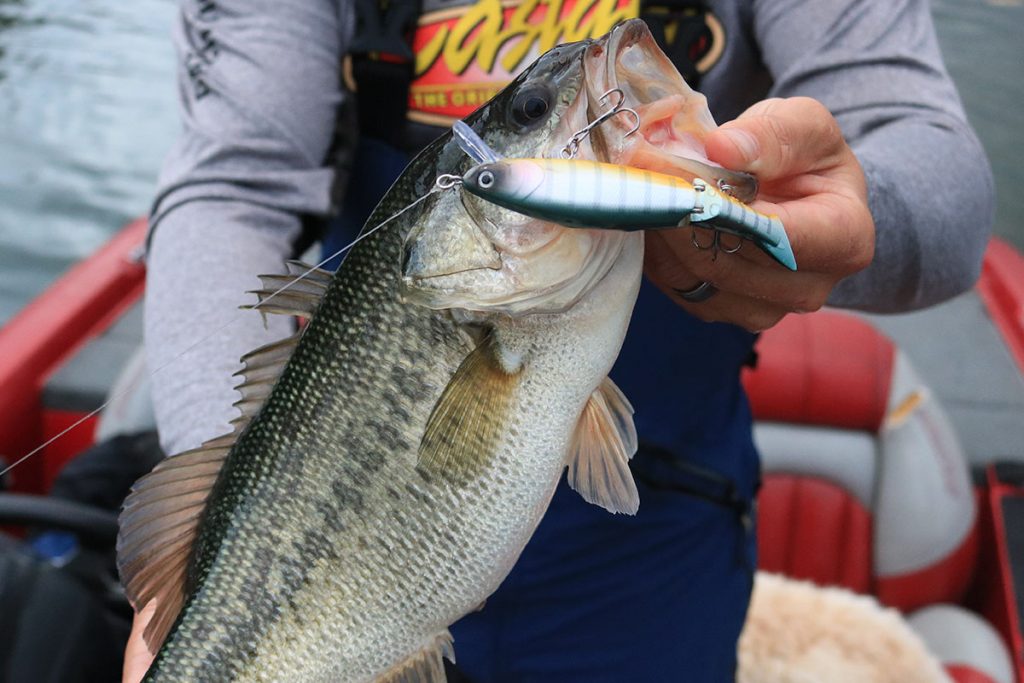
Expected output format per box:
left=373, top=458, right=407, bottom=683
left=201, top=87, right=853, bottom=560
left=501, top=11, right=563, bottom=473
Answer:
left=145, top=0, right=994, bottom=455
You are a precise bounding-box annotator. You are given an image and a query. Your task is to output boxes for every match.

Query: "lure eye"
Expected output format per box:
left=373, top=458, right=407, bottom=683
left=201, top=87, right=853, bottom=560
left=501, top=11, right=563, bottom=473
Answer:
left=478, top=170, right=495, bottom=189
left=511, top=84, right=554, bottom=129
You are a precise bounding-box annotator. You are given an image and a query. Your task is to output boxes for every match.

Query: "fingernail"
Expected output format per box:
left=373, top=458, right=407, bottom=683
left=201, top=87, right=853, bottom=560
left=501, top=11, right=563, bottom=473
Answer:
left=722, top=129, right=759, bottom=162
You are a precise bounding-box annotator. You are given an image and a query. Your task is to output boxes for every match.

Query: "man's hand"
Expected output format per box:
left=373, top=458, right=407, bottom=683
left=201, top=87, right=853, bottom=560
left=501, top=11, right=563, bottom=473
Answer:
left=644, top=97, right=875, bottom=331
left=123, top=601, right=157, bottom=683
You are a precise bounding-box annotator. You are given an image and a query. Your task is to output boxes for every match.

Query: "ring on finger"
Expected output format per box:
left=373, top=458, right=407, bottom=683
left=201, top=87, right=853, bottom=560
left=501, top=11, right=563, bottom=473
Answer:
left=674, top=281, right=718, bottom=303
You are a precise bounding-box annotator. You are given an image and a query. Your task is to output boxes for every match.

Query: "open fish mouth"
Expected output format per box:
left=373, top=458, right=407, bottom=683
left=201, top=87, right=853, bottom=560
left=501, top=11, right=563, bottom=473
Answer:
left=579, top=19, right=757, bottom=202
left=399, top=21, right=748, bottom=317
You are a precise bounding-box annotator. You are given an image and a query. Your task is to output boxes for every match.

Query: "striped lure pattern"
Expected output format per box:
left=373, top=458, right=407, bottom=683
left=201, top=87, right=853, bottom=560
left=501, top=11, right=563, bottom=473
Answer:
left=462, top=157, right=796, bottom=270
left=464, top=158, right=701, bottom=229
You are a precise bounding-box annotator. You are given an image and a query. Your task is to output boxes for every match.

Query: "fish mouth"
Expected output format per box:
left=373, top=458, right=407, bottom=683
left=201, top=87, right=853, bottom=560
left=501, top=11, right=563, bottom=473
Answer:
left=400, top=22, right=748, bottom=316
left=577, top=19, right=757, bottom=201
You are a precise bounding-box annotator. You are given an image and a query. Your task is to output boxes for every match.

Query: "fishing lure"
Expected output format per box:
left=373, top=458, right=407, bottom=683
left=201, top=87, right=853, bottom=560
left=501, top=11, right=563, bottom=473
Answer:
left=460, top=157, right=797, bottom=271
left=453, top=120, right=499, bottom=164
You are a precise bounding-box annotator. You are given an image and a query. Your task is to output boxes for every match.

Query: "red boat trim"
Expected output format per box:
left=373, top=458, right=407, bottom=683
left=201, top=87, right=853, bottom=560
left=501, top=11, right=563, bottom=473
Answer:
left=875, top=524, right=979, bottom=611
left=977, top=238, right=1024, bottom=376
left=946, top=664, right=1002, bottom=683
left=757, top=474, right=872, bottom=593
left=0, top=218, right=147, bottom=493
left=743, top=310, right=894, bottom=433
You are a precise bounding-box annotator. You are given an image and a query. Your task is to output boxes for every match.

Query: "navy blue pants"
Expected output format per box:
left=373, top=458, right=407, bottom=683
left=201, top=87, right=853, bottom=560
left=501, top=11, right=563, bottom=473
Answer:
left=326, top=138, right=760, bottom=682
left=450, top=467, right=755, bottom=682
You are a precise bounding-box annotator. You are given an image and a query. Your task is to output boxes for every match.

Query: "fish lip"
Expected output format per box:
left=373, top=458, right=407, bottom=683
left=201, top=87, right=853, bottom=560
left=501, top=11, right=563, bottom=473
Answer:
left=606, top=18, right=652, bottom=57
left=596, top=19, right=656, bottom=104
left=579, top=20, right=759, bottom=201
left=571, top=19, right=670, bottom=164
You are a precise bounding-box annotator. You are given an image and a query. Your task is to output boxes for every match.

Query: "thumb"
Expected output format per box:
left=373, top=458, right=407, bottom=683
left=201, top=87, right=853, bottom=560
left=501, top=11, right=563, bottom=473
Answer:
left=123, top=600, right=158, bottom=683
left=705, top=97, right=845, bottom=180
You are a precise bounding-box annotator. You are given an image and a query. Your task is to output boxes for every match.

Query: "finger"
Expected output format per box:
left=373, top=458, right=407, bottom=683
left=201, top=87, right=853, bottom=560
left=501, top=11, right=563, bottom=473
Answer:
left=666, top=191, right=872, bottom=280
left=759, top=195, right=874, bottom=276
left=651, top=228, right=835, bottom=312
left=123, top=601, right=158, bottom=683
left=649, top=275, right=792, bottom=332
left=644, top=232, right=704, bottom=289
left=705, top=97, right=848, bottom=180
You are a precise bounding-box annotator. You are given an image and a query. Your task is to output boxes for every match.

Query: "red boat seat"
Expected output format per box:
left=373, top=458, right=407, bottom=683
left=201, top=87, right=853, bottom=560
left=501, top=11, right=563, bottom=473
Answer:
left=755, top=472, right=873, bottom=594
left=743, top=311, right=978, bottom=610
left=742, top=310, right=1019, bottom=682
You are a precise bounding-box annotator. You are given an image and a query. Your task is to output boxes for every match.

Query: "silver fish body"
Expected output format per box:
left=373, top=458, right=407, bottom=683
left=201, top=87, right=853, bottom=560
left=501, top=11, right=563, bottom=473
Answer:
left=119, top=19, right=723, bottom=682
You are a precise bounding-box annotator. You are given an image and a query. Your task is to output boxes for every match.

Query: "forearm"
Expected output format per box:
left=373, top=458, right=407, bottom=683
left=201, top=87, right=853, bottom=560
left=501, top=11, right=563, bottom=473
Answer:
left=145, top=0, right=352, bottom=455
left=753, top=0, right=994, bottom=311
left=831, top=118, right=993, bottom=311
left=145, top=202, right=299, bottom=455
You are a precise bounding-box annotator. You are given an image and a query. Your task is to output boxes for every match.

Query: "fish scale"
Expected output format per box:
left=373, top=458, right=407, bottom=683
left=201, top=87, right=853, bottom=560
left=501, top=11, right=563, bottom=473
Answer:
left=121, top=21, right=680, bottom=682
left=140, top=133, right=617, bottom=681
left=142, top=136, right=476, bottom=679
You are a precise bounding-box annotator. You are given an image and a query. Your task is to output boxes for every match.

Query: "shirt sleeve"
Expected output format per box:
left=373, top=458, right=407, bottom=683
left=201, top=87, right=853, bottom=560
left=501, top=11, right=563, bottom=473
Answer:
left=751, top=0, right=995, bottom=312
left=145, top=0, right=354, bottom=455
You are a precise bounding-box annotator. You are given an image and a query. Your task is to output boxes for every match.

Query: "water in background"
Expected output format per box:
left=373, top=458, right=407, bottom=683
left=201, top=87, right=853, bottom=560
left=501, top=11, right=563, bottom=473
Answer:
left=0, top=0, right=1021, bottom=325
left=932, top=0, right=1024, bottom=253
left=0, top=0, right=177, bottom=324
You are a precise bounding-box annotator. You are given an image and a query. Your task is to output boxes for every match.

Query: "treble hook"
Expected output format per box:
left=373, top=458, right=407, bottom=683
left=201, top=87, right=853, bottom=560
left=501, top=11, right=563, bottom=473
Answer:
left=560, top=88, right=642, bottom=159
left=690, top=226, right=744, bottom=262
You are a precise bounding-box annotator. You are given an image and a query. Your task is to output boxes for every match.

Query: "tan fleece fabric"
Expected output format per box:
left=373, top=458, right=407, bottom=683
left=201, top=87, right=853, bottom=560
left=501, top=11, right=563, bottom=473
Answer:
left=739, top=573, right=951, bottom=683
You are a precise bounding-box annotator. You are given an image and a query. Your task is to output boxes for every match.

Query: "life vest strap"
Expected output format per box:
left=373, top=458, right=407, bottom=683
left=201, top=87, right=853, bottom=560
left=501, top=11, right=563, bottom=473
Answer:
left=347, top=0, right=422, bottom=145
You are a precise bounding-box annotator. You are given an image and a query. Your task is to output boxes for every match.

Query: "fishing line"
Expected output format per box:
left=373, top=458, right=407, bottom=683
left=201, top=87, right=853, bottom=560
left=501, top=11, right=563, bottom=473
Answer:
left=0, top=189, right=440, bottom=481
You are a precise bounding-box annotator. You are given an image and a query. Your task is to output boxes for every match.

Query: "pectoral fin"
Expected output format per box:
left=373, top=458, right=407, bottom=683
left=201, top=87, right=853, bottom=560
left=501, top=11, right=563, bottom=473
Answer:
left=418, top=338, right=522, bottom=485
left=566, top=377, right=640, bottom=515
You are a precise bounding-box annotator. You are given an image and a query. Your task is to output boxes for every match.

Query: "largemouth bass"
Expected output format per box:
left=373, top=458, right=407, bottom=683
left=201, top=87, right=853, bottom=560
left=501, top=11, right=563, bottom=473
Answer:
left=118, top=19, right=731, bottom=681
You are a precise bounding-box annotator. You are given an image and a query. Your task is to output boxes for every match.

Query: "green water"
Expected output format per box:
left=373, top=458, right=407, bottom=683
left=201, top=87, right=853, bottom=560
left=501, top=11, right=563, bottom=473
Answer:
left=0, top=0, right=177, bottom=324
left=0, top=0, right=1021, bottom=325
left=932, top=0, right=1024, bottom=251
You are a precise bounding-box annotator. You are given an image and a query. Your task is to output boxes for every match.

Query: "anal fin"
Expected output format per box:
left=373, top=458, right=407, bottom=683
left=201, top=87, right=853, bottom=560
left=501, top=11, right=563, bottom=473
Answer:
left=566, top=377, right=640, bottom=515
left=116, top=321, right=306, bottom=652
left=375, top=631, right=455, bottom=683
left=117, top=438, right=232, bottom=651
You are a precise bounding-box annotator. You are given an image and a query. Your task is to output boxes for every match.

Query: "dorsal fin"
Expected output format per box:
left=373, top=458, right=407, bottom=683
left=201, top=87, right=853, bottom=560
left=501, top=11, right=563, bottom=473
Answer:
left=241, top=260, right=333, bottom=321
left=242, top=290, right=323, bottom=320
left=566, top=377, right=640, bottom=515
left=117, top=328, right=304, bottom=652
left=234, top=335, right=301, bottom=390
left=232, top=331, right=301, bottom=423
left=285, top=259, right=333, bottom=283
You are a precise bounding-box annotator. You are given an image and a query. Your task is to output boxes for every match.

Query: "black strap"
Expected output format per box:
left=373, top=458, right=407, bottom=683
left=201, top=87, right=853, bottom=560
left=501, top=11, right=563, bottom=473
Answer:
left=349, top=0, right=422, bottom=145
left=631, top=441, right=757, bottom=575
left=632, top=441, right=751, bottom=521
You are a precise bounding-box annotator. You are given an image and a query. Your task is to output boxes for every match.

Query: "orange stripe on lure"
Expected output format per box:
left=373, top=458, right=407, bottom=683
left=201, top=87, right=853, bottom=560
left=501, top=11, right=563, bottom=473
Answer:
left=461, top=157, right=796, bottom=271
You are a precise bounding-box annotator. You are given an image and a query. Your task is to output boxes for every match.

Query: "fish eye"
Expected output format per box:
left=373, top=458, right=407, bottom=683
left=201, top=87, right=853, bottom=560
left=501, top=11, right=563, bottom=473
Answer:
left=511, top=84, right=554, bottom=129
left=478, top=170, right=495, bottom=189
